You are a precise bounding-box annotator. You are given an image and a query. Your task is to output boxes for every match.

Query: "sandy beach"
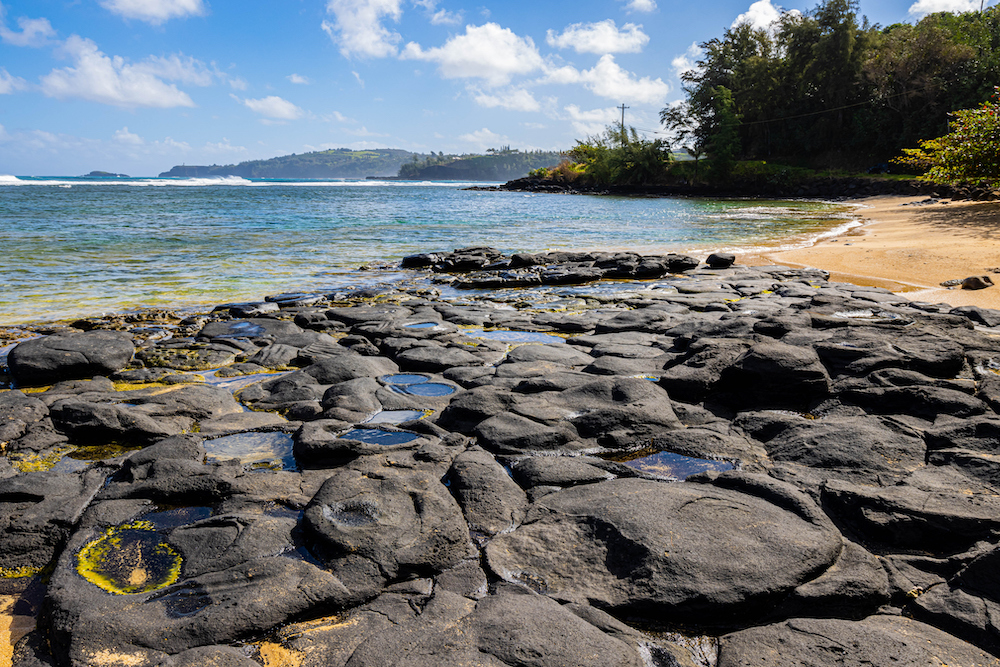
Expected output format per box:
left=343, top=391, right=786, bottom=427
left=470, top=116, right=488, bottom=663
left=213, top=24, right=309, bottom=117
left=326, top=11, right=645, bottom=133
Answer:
left=744, top=195, right=1000, bottom=309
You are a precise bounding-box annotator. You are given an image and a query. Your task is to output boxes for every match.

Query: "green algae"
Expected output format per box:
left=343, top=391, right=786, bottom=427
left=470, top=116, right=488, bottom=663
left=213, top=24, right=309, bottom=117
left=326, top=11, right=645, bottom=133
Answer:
left=76, top=522, right=182, bottom=595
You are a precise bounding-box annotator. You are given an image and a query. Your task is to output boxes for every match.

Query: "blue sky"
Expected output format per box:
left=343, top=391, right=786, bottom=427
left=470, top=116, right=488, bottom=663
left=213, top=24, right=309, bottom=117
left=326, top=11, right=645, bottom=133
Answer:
left=0, top=0, right=991, bottom=176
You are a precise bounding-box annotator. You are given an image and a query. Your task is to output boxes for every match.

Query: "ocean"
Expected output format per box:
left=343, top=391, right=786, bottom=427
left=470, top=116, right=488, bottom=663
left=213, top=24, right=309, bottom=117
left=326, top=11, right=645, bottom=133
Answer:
left=0, top=175, right=858, bottom=325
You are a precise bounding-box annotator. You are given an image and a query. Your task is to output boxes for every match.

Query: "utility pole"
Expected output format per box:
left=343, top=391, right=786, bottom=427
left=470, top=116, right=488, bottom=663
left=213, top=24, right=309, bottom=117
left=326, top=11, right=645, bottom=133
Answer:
left=618, top=103, right=629, bottom=147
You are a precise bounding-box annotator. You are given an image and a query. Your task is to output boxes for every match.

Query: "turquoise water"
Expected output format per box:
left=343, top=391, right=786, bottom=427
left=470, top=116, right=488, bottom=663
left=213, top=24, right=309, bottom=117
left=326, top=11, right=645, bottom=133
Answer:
left=0, top=175, right=856, bottom=324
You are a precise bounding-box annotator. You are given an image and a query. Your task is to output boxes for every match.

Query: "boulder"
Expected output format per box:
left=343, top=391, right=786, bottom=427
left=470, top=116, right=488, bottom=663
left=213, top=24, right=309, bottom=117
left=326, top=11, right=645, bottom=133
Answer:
left=447, top=447, right=528, bottom=537
left=8, top=331, right=134, bottom=386
left=303, top=456, right=475, bottom=596
left=717, top=616, right=1000, bottom=667
left=962, top=275, right=994, bottom=290
left=486, top=474, right=842, bottom=624
left=706, top=252, right=736, bottom=268
left=720, top=341, right=831, bottom=409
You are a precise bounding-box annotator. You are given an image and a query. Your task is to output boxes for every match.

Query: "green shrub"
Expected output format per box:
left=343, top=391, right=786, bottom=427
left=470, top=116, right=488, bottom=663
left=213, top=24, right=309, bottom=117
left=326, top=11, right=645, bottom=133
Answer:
left=895, top=87, right=1000, bottom=188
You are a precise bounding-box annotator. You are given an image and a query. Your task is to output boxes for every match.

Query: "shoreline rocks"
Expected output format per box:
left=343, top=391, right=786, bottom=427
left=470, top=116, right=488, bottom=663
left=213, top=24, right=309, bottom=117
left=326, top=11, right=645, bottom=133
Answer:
left=480, top=174, right=1000, bottom=202
left=4, top=247, right=1000, bottom=665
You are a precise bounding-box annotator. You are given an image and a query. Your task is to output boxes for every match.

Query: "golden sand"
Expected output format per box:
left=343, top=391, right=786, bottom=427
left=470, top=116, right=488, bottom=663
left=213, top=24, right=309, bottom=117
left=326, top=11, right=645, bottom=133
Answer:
left=1, top=594, right=36, bottom=667
left=742, top=195, right=1000, bottom=309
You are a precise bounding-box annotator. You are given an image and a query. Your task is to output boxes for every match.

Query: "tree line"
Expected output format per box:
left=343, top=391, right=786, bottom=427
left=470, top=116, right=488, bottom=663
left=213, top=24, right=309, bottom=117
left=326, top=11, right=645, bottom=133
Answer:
left=667, top=0, right=1000, bottom=168
left=398, top=149, right=565, bottom=181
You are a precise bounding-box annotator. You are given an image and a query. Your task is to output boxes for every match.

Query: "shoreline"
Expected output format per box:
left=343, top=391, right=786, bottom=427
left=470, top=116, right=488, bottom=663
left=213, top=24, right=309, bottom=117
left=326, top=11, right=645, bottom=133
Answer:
left=742, top=195, right=1000, bottom=310
left=3, top=193, right=999, bottom=334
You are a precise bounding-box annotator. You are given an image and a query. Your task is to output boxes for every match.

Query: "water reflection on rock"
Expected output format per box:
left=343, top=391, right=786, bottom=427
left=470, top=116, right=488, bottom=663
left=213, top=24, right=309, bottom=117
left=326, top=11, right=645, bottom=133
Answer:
left=614, top=449, right=736, bottom=480
left=464, top=328, right=566, bottom=344
left=338, top=428, right=422, bottom=447
left=203, top=432, right=297, bottom=471
left=363, top=409, right=431, bottom=425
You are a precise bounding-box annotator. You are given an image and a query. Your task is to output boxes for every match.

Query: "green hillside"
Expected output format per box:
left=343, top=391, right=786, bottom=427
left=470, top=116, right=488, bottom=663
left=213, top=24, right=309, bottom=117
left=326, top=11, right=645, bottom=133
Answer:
left=397, top=148, right=564, bottom=181
left=158, top=148, right=418, bottom=179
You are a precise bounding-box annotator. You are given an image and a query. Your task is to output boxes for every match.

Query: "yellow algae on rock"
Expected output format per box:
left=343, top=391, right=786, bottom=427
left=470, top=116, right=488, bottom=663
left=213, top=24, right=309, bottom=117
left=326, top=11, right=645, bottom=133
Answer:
left=0, top=566, right=42, bottom=579
left=8, top=446, right=77, bottom=473
left=76, top=522, right=182, bottom=595
left=111, top=381, right=169, bottom=392
left=258, top=641, right=305, bottom=667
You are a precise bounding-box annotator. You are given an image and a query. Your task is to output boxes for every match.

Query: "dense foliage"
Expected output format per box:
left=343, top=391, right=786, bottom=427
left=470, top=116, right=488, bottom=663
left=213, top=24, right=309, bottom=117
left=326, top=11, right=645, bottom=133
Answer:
left=560, top=126, right=674, bottom=186
left=896, top=87, right=1000, bottom=187
left=159, top=149, right=417, bottom=179
left=398, top=149, right=565, bottom=181
left=667, top=1, right=1000, bottom=167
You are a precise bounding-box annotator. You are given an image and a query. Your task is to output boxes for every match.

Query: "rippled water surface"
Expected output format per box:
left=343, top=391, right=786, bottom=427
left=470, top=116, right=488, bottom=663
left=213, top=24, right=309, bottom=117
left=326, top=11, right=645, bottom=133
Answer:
left=0, top=176, right=856, bottom=324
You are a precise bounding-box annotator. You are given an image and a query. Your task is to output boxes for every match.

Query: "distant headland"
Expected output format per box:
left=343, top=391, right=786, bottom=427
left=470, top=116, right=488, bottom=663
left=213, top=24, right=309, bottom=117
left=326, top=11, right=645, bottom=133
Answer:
left=81, top=171, right=130, bottom=179
left=158, top=147, right=564, bottom=181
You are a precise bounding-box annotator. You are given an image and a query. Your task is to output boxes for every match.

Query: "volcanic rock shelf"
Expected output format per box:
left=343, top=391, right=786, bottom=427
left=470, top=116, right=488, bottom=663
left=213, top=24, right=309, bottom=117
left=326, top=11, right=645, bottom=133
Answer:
left=3, top=248, right=1000, bottom=666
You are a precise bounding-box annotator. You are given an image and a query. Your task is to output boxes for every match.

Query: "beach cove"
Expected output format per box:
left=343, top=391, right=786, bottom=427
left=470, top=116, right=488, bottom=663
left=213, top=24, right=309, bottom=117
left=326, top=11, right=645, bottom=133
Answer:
left=3, top=188, right=1000, bottom=666
left=753, top=195, right=1000, bottom=309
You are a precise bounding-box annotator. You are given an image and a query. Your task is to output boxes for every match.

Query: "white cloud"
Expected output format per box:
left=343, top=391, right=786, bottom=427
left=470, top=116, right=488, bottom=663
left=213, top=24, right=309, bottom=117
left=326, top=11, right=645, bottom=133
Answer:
left=459, top=127, right=507, bottom=149
left=542, top=65, right=583, bottom=85
left=159, top=137, right=191, bottom=151
left=0, top=3, right=56, bottom=47
left=352, top=71, right=365, bottom=87
left=0, top=67, right=26, bottom=94
left=288, top=73, right=311, bottom=84
left=563, top=104, right=619, bottom=136
left=99, top=0, right=207, bottom=24
left=732, top=0, right=781, bottom=29
left=135, top=54, right=219, bottom=86
left=242, top=95, right=304, bottom=120
left=401, top=23, right=544, bottom=87
left=908, top=0, right=985, bottom=15
left=346, top=126, right=388, bottom=137
left=413, top=0, right=462, bottom=24
left=623, top=0, right=657, bottom=12
left=429, top=8, right=462, bottom=24
left=114, top=127, right=144, bottom=145
left=323, top=0, right=403, bottom=58
left=204, top=138, right=246, bottom=154
left=672, top=42, right=701, bottom=79
left=40, top=36, right=196, bottom=108
left=228, top=76, right=247, bottom=91
left=545, top=55, right=669, bottom=104
left=546, top=20, right=648, bottom=54
left=473, top=87, right=540, bottom=112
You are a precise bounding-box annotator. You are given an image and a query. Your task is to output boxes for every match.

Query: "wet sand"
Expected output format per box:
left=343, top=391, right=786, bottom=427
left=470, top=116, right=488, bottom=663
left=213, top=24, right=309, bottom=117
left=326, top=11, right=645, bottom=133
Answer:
left=743, top=195, right=1000, bottom=309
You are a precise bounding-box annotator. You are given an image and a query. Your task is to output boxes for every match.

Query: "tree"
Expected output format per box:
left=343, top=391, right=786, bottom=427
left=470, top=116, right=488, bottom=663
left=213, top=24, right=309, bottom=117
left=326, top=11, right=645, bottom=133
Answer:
left=661, top=102, right=708, bottom=179
left=896, top=87, right=1000, bottom=187
left=568, top=125, right=674, bottom=186
left=707, top=86, right=741, bottom=179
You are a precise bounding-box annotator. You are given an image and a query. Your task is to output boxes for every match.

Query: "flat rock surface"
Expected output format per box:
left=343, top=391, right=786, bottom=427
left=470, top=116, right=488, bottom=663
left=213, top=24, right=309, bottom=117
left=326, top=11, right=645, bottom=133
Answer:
left=5, top=249, right=1000, bottom=665
left=486, top=475, right=841, bottom=623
